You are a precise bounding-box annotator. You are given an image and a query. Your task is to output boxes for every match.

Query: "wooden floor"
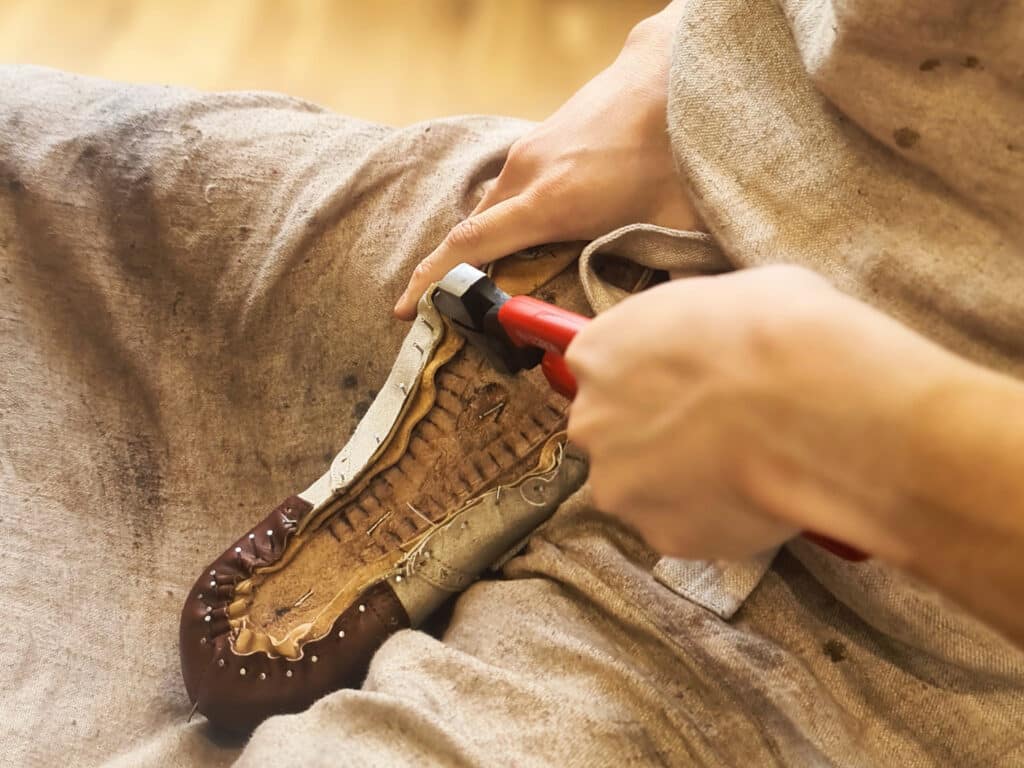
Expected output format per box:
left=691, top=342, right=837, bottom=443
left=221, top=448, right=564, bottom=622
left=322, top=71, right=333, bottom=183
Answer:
left=0, top=0, right=664, bottom=124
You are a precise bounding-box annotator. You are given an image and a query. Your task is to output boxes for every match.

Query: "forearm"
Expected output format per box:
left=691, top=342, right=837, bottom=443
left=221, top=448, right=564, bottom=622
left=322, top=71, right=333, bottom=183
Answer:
left=728, top=288, right=1024, bottom=644
left=895, top=366, right=1024, bottom=643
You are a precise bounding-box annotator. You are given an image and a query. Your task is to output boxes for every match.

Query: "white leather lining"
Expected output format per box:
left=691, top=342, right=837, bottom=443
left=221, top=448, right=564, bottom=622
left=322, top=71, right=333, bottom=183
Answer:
left=298, top=294, right=445, bottom=509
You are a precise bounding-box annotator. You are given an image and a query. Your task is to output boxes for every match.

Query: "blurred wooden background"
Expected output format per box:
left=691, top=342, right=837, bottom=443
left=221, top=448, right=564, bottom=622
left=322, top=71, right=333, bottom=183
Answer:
left=0, top=0, right=664, bottom=124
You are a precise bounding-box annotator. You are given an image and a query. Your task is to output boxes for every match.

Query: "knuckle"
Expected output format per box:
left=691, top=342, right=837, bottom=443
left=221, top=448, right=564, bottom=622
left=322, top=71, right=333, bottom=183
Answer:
left=530, top=172, right=569, bottom=207
left=506, top=137, right=536, bottom=167
left=446, top=217, right=485, bottom=250
left=523, top=183, right=558, bottom=221
left=528, top=176, right=578, bottom=237
left=411, top=259, right=436, bottom=279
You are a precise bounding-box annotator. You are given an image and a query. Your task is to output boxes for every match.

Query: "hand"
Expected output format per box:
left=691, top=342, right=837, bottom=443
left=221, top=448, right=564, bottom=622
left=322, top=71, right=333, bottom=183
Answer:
left=565, top=265, right=976, bottom=561
left=393, top=5, right=701, bottom=319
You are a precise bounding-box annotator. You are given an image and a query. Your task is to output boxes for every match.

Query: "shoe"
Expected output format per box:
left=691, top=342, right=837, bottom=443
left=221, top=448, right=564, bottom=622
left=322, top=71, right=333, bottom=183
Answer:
left=179, top=249, right=590, bottom=731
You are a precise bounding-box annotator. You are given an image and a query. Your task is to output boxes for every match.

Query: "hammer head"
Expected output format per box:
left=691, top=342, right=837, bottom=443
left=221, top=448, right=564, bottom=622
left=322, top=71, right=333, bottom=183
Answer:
left=432, top=263, right=543, bottom=375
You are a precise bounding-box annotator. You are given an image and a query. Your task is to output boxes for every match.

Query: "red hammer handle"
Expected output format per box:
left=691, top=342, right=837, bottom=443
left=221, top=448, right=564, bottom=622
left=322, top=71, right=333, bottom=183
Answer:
left=495, top=293, right=867, bottom=562
left=498, top=295, right=589, bottom=356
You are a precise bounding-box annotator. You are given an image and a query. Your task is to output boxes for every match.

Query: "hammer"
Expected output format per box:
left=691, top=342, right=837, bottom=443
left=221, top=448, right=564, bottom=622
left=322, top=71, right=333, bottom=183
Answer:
left=431, top=262, right=586, bottom=399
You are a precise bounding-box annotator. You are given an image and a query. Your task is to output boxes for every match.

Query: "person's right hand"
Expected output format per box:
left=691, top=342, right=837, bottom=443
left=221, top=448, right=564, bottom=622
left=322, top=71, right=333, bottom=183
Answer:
left=393, top=3, right=700, bottom=319
left=565, top=265, right=981, bottom=563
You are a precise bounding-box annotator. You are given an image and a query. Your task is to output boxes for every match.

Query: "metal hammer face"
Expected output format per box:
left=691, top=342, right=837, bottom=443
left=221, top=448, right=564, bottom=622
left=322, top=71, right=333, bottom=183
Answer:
left=432, top=264, right=504, bottom=330
left=431, top=263, right=543, bottom=375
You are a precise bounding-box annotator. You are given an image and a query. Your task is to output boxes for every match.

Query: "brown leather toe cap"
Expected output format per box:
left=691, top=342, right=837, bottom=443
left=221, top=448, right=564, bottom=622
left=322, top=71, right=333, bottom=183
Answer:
left=179, top=496, right=410, bottom=732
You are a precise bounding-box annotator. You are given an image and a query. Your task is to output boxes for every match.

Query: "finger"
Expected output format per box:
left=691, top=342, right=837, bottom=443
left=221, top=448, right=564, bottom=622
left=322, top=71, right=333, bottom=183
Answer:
left=566, top=396, right=594, bottom=449
left=393, top=194, right=549, bottom=319
left=468, top=176, right=518, bottom=218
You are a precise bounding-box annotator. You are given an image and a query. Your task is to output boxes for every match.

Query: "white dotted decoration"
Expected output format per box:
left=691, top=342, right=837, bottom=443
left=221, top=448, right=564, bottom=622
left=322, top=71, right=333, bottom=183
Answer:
left=248, top=533, right=255, bottom=540
left=209, top=580, right=216, bottom=588
left=217, top=659, right=225, bottom=668
left=338, top=630, right=346, bottom=639
left=358, top=604, right=366, bottom=613
left=267, top=530, right=273, bottom=536
left=395, top=575, right=403, bottom=582
left=204, top=615, right=211, bottom=623
left=311, top=655, right=318, bottom=663
left=286, top=670, right=293, bottom=678
left=259, top=672, right=267, bottom=681
left=239, top=667, right=246, bottom=676
left=234, top=546, right=242, bottom=554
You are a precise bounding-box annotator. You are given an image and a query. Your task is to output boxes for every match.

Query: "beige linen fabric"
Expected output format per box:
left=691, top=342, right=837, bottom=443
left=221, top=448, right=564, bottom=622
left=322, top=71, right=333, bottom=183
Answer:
left=3, top=0, right=1024, bottom=762
left=0, top=65, right=527, bottom=766
left=668, top=0, right=1024, bottom=374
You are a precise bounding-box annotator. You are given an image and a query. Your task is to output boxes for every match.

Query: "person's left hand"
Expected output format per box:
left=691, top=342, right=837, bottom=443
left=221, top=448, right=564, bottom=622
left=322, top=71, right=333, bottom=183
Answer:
left=565, top=265, right=971, bottom=561
left=393, top=5, right=700, bottom=319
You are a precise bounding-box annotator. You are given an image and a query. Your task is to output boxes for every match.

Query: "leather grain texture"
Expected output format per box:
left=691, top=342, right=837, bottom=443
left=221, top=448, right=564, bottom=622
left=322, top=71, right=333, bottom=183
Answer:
left=178, top=260, right=589, bottom=732
left=179, top=494, right=407, bottom=732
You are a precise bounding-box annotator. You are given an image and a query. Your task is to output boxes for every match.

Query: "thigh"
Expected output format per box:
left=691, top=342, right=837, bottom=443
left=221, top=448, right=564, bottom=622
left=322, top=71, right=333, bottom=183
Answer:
left=239, top=490, right=1024, bottom=768
left=0, top=65, right=528, bottom=767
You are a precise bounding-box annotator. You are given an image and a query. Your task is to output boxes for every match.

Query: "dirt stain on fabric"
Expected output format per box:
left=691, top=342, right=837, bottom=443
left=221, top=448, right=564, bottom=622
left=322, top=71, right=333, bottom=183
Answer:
left=823, top=639, right=848, bottom=663
left=962, top=55, right=981, bottom=69
left=121, top=433, right=167, bottom=551
left=919, top=58, right=941, bottom=71
left=893, top=127, right=921, bottom=149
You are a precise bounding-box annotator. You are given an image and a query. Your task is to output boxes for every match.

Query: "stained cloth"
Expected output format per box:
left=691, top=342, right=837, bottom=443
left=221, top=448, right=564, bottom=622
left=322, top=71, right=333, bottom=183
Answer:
left=3, top=1, right=1024, bottom=764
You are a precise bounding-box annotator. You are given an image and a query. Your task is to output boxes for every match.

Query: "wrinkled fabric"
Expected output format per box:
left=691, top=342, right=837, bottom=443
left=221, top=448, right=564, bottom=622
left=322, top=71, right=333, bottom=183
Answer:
left=2, top=0, right=1024, bottom=759
left=667, top=0, right=1024, bottom=375
left=0, top=65, right=526, bottom=766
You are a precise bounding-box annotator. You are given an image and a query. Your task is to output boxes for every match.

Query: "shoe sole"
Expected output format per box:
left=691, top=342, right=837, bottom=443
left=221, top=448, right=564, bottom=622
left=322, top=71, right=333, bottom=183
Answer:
left=180, top=293, right=588, bottom=731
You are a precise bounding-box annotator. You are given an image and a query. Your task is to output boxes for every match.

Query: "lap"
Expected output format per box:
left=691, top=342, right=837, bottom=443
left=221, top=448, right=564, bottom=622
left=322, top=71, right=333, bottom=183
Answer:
left=241, top=493, right=1024, bottom=767
left=0, top=64, right=526, bottom=767
left=2, top=65, right=1021, bottom=768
